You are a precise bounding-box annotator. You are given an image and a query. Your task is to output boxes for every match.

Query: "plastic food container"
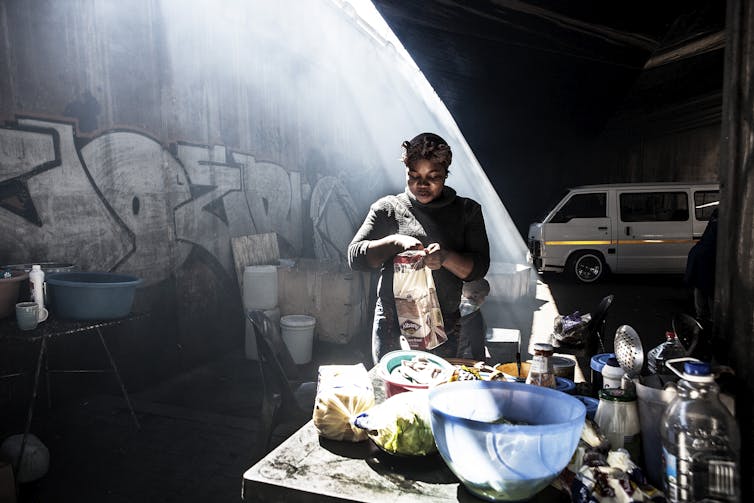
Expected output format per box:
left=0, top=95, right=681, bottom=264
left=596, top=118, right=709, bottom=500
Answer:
left=550, top=356, right=576, bottom=380
left=378, top=350, right=454, bottom=397
left=555, top=376, right=576, bottom=394
left=573, top=395, right=599, bottom=420
left=46, top=272, right=142, bottom=320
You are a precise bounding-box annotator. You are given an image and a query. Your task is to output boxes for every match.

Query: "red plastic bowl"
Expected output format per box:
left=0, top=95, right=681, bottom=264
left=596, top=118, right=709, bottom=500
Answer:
left=378, top=350, right=454, bottom=397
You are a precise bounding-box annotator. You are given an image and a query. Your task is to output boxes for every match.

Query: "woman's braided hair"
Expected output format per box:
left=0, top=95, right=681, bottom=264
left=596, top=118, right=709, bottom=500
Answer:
left=401, top=132, right=452, bottom=173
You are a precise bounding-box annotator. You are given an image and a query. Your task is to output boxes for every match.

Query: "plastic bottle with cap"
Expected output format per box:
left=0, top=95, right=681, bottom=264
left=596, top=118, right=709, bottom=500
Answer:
left=660, top=359, right=740, bottom=502
left=29, top=264, right=45, bottom=313
left=601, top=356, right=625, bottom=389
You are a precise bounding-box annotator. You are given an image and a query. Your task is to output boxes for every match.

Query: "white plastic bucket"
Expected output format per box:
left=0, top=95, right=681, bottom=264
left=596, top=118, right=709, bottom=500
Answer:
left=243, top=266, right=278, bottom=310
left=280, top=314, right=316, bottom=364
left=245, top=307, right=280, bottom=360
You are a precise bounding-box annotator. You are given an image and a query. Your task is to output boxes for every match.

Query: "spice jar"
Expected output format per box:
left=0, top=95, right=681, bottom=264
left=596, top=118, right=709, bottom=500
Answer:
left=525, top=343, right=556, bottom=388
left=594, top=388, right=641, bottom=461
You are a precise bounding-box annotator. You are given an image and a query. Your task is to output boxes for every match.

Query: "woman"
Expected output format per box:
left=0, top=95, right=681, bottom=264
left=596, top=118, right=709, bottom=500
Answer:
left=348, top=132, right=490, bottom=364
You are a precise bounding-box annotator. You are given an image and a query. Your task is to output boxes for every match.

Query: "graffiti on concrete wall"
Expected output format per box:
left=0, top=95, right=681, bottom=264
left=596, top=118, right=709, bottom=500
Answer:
left=0, top=117, right=359, bottom=286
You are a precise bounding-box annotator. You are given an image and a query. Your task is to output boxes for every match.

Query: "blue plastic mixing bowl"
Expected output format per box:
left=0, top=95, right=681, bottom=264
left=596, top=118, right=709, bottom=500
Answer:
left=428, top=380, right=585, bottom=502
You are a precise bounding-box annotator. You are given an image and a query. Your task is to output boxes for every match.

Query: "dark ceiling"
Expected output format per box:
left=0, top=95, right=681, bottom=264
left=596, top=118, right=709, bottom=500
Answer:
left=371, top=0, right=726, bottom=231
left=372, top=0, right=726, bottom=138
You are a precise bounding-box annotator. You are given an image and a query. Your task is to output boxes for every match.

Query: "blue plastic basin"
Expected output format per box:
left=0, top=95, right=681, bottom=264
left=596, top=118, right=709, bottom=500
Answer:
left=46, top=272, right=142, bottom=320
left=429, top=380, right=585, bottom=501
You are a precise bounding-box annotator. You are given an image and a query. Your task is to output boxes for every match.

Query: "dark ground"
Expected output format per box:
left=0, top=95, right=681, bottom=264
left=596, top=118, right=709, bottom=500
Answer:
left=542, top=271, right=695, bottom=356
left=0, top=271, right=696, bottom=502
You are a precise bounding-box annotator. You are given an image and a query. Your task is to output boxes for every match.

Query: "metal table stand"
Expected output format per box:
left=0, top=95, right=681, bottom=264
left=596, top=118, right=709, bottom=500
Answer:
left=1, top=312, right=147, bottom=479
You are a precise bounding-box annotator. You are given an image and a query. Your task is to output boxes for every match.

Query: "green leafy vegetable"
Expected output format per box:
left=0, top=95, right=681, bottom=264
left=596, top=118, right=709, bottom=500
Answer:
left=366, top=390, right=437, bottom=456
left=374, top=409, right=436, bottom=455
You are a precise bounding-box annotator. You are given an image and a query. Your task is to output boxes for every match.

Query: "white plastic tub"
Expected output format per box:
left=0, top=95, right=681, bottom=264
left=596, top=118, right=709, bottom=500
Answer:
left=242, top=266, right=278, bottom=310
left=280, top=315, right=316, bottom=364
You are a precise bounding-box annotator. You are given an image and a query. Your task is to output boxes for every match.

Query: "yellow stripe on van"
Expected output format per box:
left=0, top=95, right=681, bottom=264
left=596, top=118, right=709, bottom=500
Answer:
left=544, top=240, right=612, bottom=245
left=544, top=239, right=697, bottom=246
left=616, top=239, right=697, bottom=245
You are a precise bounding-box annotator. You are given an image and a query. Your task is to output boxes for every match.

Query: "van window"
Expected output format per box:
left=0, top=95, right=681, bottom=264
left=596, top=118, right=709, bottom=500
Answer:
left=619, top=192, right=688, bottom=222
left=694, top=190, right=719, bottom=221
left=549, top=192, right=606, bottom=223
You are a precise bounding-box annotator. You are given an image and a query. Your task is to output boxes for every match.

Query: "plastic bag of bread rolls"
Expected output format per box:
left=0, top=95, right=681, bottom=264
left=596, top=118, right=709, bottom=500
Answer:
left=313, top=364, right=375, bottom=441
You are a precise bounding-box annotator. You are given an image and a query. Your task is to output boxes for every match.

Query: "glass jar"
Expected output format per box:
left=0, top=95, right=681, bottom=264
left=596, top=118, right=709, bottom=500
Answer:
left=525, top=343, right=556, bottom=388
left=595, top=388, right=641, bottom=461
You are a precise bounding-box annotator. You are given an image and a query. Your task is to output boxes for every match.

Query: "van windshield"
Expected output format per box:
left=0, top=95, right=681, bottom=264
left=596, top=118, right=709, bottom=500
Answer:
left=538, top=189, right=569, bottom=222
left=549, top=192, right=607, bottom=223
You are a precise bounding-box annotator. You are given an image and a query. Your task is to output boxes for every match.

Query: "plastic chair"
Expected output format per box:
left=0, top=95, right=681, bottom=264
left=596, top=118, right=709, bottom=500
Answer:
left=586, top=294, right=614, bottom=355
left=247, top=310, right=316, bottom=459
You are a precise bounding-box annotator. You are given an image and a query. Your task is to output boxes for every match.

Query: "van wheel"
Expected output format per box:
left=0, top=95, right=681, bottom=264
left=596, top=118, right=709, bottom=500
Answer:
left=568, top=252, right=606, bottom=283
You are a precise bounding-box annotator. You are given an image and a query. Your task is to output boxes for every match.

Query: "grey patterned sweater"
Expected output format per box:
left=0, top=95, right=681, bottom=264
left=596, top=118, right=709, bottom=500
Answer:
left=348, top=187, right=490, bottom=356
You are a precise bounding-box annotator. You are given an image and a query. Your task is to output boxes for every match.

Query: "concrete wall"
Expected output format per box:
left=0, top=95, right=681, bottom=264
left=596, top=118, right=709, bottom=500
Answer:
left=0, top=0, right=527, bottom=384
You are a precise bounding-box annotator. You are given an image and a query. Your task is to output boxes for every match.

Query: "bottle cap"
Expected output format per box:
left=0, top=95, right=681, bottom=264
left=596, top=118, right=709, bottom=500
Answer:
left=31, top=264, right=41, bottom=271
left=666, top=331, right=676, bottom=339
left=533, top=343, right=553, bottom=352
left=684, top=361, right=711, bottom=376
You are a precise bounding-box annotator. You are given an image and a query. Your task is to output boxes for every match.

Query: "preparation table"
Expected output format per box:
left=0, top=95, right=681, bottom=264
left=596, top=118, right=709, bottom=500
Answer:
left=241, top=366, right=569, bottom=502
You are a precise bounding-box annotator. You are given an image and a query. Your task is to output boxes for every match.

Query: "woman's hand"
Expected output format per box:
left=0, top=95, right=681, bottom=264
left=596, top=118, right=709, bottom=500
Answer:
left=423, top=243, right=447, bottom=270
left=393, top=234, right=423, bottom=251
left=424, top=242, right=475, bottom=279
left=364, top=234, right=423, bottom=268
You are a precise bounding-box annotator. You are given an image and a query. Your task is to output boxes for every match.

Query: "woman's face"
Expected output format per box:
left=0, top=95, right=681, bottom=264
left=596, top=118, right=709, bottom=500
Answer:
left=407, top=159, right=447, bottom=204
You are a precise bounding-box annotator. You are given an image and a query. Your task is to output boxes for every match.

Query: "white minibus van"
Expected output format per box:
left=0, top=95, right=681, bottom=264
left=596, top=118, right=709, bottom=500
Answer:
left=528, top=182, right=719, bottom=283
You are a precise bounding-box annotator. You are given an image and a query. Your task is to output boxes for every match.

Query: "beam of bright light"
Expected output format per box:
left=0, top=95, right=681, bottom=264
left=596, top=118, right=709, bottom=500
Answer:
left=157, top=0, right=537, bottom=332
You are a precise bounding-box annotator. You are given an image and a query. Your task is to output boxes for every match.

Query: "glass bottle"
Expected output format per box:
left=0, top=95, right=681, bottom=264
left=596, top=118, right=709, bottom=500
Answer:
left=647, top=331, right=686, bottom=375
left=661, top=360, right=740, bottom=502
left=526, top=343, right=555, bottom=388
